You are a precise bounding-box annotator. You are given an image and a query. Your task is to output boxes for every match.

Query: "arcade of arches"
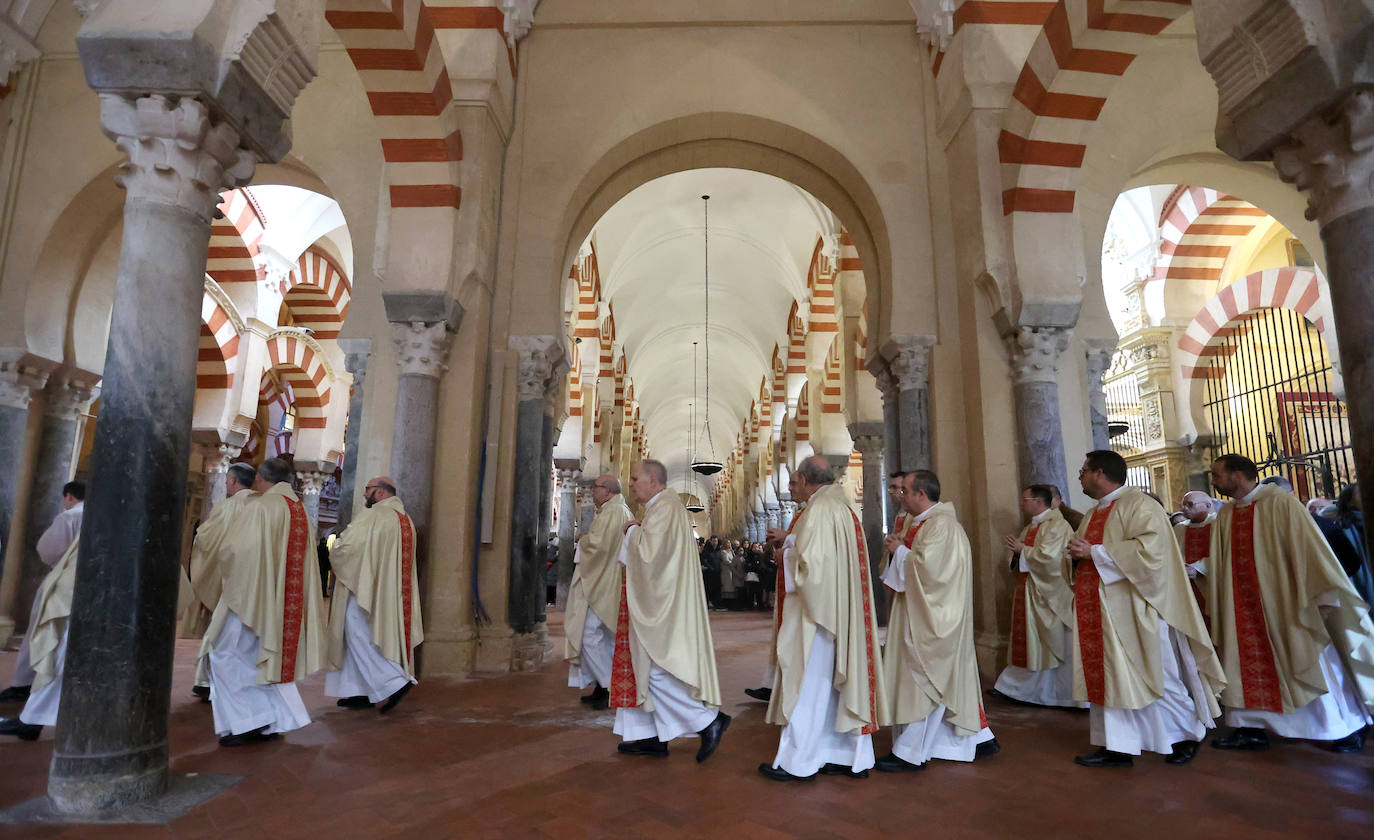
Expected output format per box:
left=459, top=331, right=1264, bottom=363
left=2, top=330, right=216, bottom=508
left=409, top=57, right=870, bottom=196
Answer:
left=0, top=0, right=1372, bottom=822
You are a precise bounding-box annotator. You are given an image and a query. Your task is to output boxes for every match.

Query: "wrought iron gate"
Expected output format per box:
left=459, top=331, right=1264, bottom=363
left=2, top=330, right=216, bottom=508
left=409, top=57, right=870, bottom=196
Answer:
left=1201, top=307, right=1354, bottom=499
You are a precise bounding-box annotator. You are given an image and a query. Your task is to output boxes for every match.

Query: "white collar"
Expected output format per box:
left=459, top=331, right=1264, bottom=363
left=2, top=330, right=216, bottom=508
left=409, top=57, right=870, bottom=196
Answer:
left=1031, top=508, right=1052, bottom=525
left=1236, top=484, right=1264, bottom=506
left=913, top=501, right=942, bottom=524
left=1096, top=485, right=1127, bottom=508
left=67, top=502, right=84, bottom=514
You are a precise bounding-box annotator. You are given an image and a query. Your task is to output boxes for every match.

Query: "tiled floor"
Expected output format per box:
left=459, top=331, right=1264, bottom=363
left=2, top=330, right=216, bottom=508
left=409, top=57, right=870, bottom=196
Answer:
left=2, top=611, right=1373, bottom=838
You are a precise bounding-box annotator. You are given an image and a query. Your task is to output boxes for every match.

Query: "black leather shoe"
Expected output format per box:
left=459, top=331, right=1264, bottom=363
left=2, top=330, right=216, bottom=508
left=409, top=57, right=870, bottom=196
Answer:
left=218, top=726, right=279, bottom=747
left=379, top=682, right=413, bottom=714
left=581, top=685, right=609, bottom=708
left=874, top=752, right=924, bottom=773
left=191, top=685, right=211, bottom=702
left=617, top=738, right=669, bottom=757
left=337, top=695, right=373, bottom=709
left=1330, top=728, right=1366, bottom=754
left=819, top=762, right=868, bottom=779
left=758, top=762, right=816, bottom=781
left=0, top=685, right=32, bottom=703
left=744, top=687, right=772, bottom=703
left=0, top=717, right=41, bottom=741
left=975, top=738, right=1002, bottom=759
left=696, top=712, right=731, bottom=763
left=1211, top=727, right=1269, bottom=751
left=1074, top=747, right=1133, bottom=767
left=1165, top=740, right=1199, bottom=765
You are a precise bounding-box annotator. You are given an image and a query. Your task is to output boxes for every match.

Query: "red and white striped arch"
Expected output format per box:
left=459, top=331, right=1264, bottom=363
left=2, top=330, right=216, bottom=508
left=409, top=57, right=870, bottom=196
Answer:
left=786, top=304, right=806, bottom=375
left=999, top=0, right=1193, bottom=216
left=198, top=292, right=240, bottom=390
left=821, top=337, right=843, bottom=415
left=266, top=333, right=332, bottom=428
left=1150, top=189, right=1268, bottom=285
left=795, top=384, right=811, bottom=442
left=208, top=189, right=265, bottom=284
left=806, top=240, right=838, bottom=335
left=1177, top=267, right=1334, bottom=380
left=283, top=247, right=353, bottom=338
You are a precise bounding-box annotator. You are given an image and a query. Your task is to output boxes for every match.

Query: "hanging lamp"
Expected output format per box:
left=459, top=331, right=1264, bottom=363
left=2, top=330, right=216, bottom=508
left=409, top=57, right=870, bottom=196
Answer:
left=684, top=344, right=707, bottom=513
left=691, top=195, right=724, bottom=477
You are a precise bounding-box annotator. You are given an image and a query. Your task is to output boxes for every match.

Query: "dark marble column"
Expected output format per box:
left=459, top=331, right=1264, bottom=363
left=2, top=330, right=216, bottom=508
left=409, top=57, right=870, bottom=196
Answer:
left=887, top=335, right=936, bottom=473
left=867, top=361, right=900, bottom=529
left=0, top=358, right=43, bottom=642
left=49, top=94, right=256, bottom=813
left=17, top=381, right=92, bottom=632
left=849, top=423, right=888, bottom=625
left=1010, top=326, right=1072, bottom=495
left=507, top=335, right=564, bottom=640
left=334, top=338, right=371, bottom=533
left=384, top=295, right=461, bottom=578
left=554, top=464, right=580, bottom=609
left=1084, top=340, right=1116, bottom=452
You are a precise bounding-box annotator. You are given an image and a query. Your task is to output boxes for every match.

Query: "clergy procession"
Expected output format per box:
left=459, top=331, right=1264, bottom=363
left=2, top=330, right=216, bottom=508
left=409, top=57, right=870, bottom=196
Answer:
left=0, top=460, right=422, bottom=748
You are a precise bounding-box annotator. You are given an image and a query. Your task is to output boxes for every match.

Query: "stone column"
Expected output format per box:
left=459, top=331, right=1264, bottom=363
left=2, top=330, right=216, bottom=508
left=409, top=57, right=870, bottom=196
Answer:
left=765, top=504, right=781, bottom=531
left=507, top=335, right=563, bottom=650
left=1010, top=326, right=1072, bottom=495
left=387, top=313, right=457, bottom=565
left=849, top=423, right=889, bottom=625
left=871, top=366, right=899, bottom=529
left=780, top=500, right=797, bottom=530
left=296, top=470, right=326, bottom=530
left=0, top=355, right=44, bottom=642
left=1084, top=340, right=1116, bottom=452
left=554, top=466, right=580, bottom=609
left=1270, top=92, right=1374, bottom=562
left=198, top=443, right=240, bottom=521
left=335, top=338, right=371, bottom=532
left=17, top=381, right=92, bottom=632
left=578, top=487, right=595, bottom=534
left=50, top=94, right=256, bottom=813
left=888, top=335, right=936, bottom=472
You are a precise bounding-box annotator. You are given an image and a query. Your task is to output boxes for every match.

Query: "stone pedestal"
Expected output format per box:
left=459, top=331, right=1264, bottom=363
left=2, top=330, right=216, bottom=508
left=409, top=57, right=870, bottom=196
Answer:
left=335, top=338, right=371, bottom=533
left=17, top=381, right=91, bottom=633
left=49, top=94, right=256, bottom=814
left=849, top=423, right=888, bottom=625
left=507, top=336, right=565, bottom=636
left=1010, top=326, right=1071, bottom=495
left=887, top=335, right=936, bottom=472
left=1084, top=341, right=1116, bottom=452
left=554, top=466, right=580, bottom=609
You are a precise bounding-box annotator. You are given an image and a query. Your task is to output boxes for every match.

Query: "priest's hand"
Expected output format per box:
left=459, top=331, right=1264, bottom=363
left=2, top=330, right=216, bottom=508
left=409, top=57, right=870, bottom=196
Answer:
left=1067, top=537, right=1093, bottom=561
left=883, top=533, right=902, bottom=555
left=765, top=527, right=786, bottom=546
left=624, top=520, right=641, bottom=533
left=1002, top=535, right=1024, bottom=554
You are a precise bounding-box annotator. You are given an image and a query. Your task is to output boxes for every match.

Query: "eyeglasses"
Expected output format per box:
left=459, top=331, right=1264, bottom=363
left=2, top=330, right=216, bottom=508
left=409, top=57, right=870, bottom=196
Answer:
left=1078, top=467, right=1098, bottom=477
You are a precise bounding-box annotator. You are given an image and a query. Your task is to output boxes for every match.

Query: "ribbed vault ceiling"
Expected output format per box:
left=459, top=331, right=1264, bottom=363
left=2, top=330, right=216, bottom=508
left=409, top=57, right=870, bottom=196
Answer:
left=587, top=168, right=834, bottom=498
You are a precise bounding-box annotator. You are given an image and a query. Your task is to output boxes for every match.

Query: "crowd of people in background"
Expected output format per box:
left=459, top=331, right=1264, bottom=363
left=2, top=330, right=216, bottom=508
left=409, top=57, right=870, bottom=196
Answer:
left=698, top=535, right=776, bottom=612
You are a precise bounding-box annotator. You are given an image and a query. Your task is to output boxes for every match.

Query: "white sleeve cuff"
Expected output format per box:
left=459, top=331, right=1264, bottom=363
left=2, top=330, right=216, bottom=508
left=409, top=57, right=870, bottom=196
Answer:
left=1017, top=554, right=1029, bottom=573
left=882, top=545, right=909, bottom=592
left=1090, top=545, right=1127, bottom=585
left=616, top=528, right=637, bottom=567
left=1186, top=560, right=1205, bottom=577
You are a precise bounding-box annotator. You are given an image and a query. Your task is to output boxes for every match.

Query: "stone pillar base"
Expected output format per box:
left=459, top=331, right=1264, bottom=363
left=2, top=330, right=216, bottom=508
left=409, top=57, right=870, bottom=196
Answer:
left=417, top=633, right=477, bottom=680
left=48, top=748, right=167, bottom=815
left=510, top=624, right=551, bottom=672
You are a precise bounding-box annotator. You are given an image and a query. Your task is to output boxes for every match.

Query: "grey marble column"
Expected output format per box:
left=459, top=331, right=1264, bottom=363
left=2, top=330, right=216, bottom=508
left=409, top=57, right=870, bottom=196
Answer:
left=1084, top=340, right=1116, bottom=452
left=888, top=335, right=936, bottom=473
left=780, top=500, right=797, bottom=530
left=50, top=94, right=256, bottom=813
left=871, top=366, right=900, bottom=529
left=578, top=488, right=595, bottom=534
left=296, top=470, right=326, bottom=530
left=554, top=466, right=580, bottom=609
left=0, top=358, right=43, bottom=642
left=198, top=443, right=240, bottom=521
left=765, top=504, right=781, bottom=531
left=335, top=338, right=371, bottom=533
left=386, top=308, right=458, bottom=574
left=1010, top=326, right=1072, bottom=495
left=849, top=423, right=889, bottom=625
left=17, top=381, right=91, bottom=632
left=507, top=336, right=564, bottom=634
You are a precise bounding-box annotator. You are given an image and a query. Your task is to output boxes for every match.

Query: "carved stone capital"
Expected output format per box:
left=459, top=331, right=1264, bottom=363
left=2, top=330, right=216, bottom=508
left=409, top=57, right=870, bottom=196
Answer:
left=202, top=443, right=242, bottom=474
left=1272, top=91, right=1374, bottom=227
left=510, top=334, right=565, bottom=403
left=296, top=470, right=327, bottom=496
left=886, top=335, right=936, bottom=392
left=98, top=94, right=256, bottom=222
left=501, top=0, right=539, bottom=43
left=392, top=321, right=453, bottom=379
left=1084, top=339, right=1117, bottom=383
left=43, top=381, right=95, bottom=421
left=1010, top=326, right=1072, bottom=385
left=0, top=352, right=46, bottom=411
